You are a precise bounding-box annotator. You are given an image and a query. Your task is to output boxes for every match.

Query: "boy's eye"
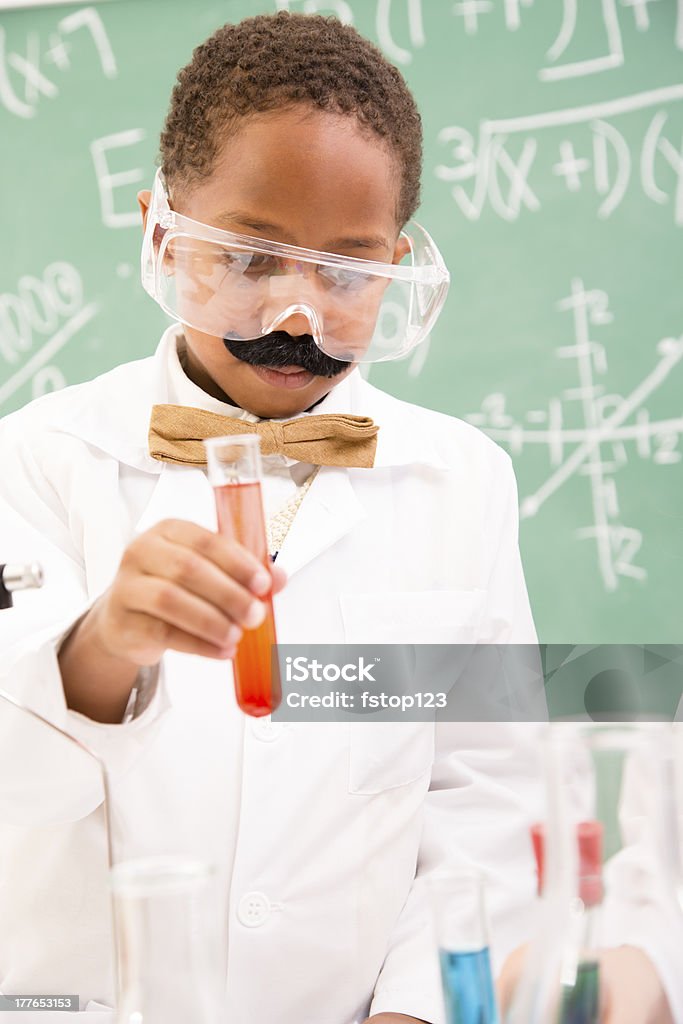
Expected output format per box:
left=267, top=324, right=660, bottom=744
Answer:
left=222, top=251, right=280, bottom=275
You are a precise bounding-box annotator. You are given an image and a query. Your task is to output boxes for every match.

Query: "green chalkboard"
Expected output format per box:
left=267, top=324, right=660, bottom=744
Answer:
left=1, top=0, right=681, bottom=641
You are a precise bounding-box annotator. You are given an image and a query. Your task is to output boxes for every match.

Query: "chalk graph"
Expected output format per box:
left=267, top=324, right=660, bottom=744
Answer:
left=466, top=280, right=683, bottom=591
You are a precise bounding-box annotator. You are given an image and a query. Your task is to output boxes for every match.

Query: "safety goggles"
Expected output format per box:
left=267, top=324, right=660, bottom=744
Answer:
left=141, top=170, right=450, bottom=364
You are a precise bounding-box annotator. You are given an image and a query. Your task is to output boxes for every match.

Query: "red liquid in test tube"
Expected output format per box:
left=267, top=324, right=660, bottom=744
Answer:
left=214, top=480, right=281, bottom=716
left=204, top=436, right=282, bottom=717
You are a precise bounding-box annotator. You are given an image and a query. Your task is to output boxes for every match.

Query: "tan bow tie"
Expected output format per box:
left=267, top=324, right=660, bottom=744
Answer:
left=148, top=404, right=379, bottom=468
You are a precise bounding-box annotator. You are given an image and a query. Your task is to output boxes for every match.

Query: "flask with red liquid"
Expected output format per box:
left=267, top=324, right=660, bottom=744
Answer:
left=204, top=434, right=281, bottom=717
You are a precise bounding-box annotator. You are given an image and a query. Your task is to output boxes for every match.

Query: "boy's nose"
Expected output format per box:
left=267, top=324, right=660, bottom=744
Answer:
left=264, top=302, right=322, bottom=343
left=270, top=309, right=314, bottom=337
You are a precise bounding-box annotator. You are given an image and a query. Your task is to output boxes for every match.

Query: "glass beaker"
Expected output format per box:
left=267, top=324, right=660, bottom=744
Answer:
left=203, top=434, right=281, bottom=716
left=111, top=856, right=225, bottom=1024
left=430, top=869, right=500, bottom=1024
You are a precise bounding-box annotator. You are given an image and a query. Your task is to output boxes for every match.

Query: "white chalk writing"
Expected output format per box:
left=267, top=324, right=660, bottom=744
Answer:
left=0, top=263, right=98, bottom=408
left=466, top=280, right=682, bottom=591
left=0, top=7, right=116, bottom=119
left=436, top=88, right=683, bottom=224
left=90, top=129, right=146, bottom=228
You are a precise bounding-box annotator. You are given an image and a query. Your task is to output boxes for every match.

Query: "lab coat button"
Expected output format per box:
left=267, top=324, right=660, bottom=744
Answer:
left=237, top=891, right=271, bottom=927
left=251, top=719, right=284, bottom=742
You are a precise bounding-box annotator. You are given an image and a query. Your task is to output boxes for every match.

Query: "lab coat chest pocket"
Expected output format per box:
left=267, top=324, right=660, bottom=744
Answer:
left=348, top=721, right=435, bottom=795
left=340, top=589, right=486, bottom=793
left=338, top=588, right=488, bottom=645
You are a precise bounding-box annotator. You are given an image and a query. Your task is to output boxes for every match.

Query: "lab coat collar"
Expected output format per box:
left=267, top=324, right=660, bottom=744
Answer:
left=54, top=323, right=449, bottom=474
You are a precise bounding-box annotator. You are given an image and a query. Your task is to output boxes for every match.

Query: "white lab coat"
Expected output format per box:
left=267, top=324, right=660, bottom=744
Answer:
left=0, top=327, right=675, bottom=1023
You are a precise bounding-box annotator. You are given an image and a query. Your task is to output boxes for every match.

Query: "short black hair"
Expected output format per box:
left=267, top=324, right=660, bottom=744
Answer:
left=159, top=11, right=422, bottom=225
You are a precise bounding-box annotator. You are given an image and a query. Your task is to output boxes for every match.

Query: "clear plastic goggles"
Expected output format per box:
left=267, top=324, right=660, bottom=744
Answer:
left=141, top=170, right=450, bottom=364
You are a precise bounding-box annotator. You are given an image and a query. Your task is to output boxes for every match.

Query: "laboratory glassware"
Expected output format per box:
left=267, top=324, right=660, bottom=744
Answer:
left=506, top=724, right=680, bottom=1024
left=204, top=433, right=281, bottom=716
left=431, top=868, right=500, bottom=1024
left=111, top=856, right=225, bottom=1024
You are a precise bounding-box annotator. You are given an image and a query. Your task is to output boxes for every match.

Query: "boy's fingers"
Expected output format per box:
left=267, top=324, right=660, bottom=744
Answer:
left=155, top=518, right=272, bottom=594
left=126, top=612, right=238, bottom=662
left=133, top=534, right=265, bottom=627
left=128, top=577, right=245, bottom=648
left=271, top=565, right=288, bottom=593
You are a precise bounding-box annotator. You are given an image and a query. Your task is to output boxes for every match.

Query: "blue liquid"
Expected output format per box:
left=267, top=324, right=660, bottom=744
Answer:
left=439, top=947, right=500, bottom=1024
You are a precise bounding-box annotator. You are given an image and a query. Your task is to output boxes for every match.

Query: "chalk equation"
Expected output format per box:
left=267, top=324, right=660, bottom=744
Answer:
left=0, top=262, right=98, bottom=409
left=466, top=279, right=683, bottom=591
left=435, top=88, right=683, bottom=224
left=452, top=0, right=674, bottom=79
left=0, top=6, right=116, bottom=119
left=273, top=0, right=683, bottom=68
left=90, top=128, right=147, bottom=229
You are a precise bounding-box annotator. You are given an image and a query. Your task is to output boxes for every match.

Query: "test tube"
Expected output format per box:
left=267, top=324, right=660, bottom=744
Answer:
left=203, top=435, right=281, bottom=717
left=430, top=869, right=500, bottom=1024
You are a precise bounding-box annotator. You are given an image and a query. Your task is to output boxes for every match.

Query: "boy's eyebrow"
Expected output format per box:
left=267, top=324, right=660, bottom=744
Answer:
left=214, top=211, right=390, bottom=250
left=326, top=234, right=391, bottom=251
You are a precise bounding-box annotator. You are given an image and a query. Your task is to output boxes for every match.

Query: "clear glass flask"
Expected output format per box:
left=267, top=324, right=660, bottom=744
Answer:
left=111, top=857, right=225, bottom=1024
left=431, top=869, right=500, bottom=1024
left=203, top=434, right=281, bottom=717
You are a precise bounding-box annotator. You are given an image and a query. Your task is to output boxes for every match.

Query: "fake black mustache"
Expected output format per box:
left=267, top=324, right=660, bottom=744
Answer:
left=223, top=332, right=350, bottom=378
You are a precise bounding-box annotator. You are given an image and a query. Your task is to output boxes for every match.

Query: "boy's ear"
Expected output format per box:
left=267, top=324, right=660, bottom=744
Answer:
left=392, top=233, right=411, bottom=265
left=137, top=190, right=152, bottom=233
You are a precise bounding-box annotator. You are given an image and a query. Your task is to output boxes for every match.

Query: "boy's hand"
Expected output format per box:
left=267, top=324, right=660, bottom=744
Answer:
left=498, top=944, right=674, bottom=1024
left=59, top=518, right=286, bottom=722
left=598, top=947, right=674, bottom=1024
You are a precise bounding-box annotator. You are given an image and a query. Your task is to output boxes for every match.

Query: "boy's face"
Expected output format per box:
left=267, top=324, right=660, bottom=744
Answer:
left=139, top=106, right=407, bottom=418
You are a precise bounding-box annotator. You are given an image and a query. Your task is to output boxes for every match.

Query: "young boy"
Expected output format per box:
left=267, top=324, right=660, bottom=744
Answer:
left=0, top=12, right=674, bottom=1024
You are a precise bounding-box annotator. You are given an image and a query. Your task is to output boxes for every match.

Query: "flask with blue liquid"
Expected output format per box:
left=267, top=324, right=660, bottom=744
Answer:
left=431, top=869, right=500, bottom=1024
